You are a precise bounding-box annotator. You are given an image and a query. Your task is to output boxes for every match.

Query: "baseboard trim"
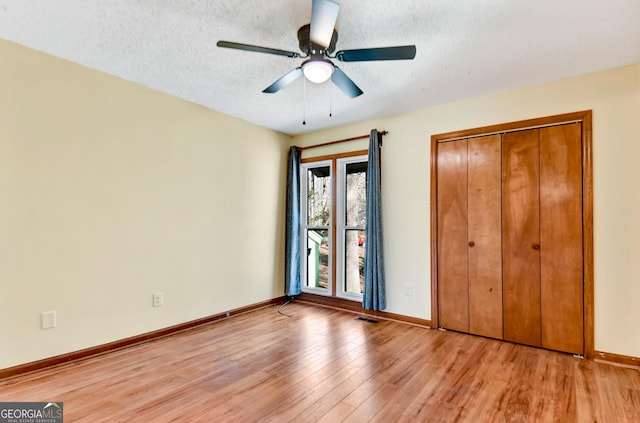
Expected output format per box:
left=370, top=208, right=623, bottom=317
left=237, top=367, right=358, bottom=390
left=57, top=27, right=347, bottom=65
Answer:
left=0, top=296, right=287, bottom=381
left=16, top=296, right=632, bottom=379
left=295, top=293, right=432, bottom=329
left=594, top=350, right=640, bottom=370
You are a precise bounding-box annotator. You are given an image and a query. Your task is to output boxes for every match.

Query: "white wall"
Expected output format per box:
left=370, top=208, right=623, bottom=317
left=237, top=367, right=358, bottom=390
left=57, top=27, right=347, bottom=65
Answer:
left=0, top=40, right=290, bottom=369
left=292, top=64, right=640, bottom=358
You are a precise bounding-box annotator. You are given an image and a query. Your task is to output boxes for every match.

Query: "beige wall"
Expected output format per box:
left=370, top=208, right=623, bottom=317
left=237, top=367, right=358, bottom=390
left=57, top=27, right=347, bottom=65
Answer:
left=0, top=40, right=290, bottom=369
left=293, top=63, right=640, bottom=358
left=2, top=37, right=638, bottom=369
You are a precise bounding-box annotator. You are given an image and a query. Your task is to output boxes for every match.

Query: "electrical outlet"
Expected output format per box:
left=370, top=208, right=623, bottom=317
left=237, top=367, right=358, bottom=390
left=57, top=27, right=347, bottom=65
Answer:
left=404, top=283, right=413, bottom=296
left=153, top=292, right=163, bottom=307
left=41, top=311, right=57, bottom=329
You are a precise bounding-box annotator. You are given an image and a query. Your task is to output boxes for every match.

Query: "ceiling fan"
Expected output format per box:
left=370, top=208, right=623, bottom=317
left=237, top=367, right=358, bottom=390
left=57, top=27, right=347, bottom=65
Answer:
left=216, top=0, right=417, bottom=98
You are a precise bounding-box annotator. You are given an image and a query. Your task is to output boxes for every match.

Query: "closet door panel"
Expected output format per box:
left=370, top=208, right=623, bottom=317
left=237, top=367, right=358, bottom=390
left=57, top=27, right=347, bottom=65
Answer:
left=540, top=123, right=584, bottom=354
left=437, top=140, right=469, bottom=332
left=502, top=130, right=541, bottom=347
left=468, top=135, right=503, bottom=339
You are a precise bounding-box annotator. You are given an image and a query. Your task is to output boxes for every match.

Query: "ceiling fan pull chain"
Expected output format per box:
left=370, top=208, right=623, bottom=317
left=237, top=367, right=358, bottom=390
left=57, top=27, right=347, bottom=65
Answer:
left=302, top=77, right=307, bottom=125
left=329, top=82, right=333, bottom=117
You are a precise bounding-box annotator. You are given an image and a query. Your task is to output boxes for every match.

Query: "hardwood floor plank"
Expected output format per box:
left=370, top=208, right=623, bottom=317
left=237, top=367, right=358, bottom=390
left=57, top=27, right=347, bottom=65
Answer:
left=0, top=303, right=638, bottom=422
left=316, top=401, right=356, bottom=423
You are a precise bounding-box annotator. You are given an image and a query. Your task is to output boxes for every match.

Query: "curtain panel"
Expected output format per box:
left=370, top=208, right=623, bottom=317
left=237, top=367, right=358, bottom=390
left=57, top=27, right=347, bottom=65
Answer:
left=363, top=130, right=386, bottom=310
left=285, top=146, right=302, bottom=296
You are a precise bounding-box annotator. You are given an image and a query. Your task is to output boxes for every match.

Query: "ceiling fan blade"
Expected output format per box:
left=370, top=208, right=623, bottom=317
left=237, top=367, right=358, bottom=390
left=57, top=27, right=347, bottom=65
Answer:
left=263, top=68, right=304, bottom=93
left=310, top=0, right=340, bottom=49
left=336, top=45, right=417, bottom=62
left=217, top=41, right=301, bottom=58
left=331, top=67, right=363, bottom=98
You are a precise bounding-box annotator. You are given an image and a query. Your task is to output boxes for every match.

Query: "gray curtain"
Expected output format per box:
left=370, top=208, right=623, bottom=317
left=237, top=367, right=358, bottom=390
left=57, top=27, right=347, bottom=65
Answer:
left=285, top=146, right=302, bottom=297
left=363, top=130, right=386, bottom=310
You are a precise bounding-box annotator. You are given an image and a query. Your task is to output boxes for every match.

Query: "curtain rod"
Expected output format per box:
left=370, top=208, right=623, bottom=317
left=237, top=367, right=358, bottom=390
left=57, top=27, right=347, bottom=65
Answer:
left=297, top=130, right=388, bottom=151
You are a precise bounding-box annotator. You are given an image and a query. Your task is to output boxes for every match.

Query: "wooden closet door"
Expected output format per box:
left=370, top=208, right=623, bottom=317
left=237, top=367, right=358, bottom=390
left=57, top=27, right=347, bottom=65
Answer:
left=437, top=140, right=469, bottom=332
left=502, top=129, right=541, bottom=347
left=540, top=123, right=584, bottom=354
left=468, top=135, right=503, bottom=339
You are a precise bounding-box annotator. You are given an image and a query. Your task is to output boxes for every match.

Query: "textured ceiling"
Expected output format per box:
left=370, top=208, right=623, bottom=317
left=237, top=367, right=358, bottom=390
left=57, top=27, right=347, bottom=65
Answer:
left=1, top=0, right=639, bottom=135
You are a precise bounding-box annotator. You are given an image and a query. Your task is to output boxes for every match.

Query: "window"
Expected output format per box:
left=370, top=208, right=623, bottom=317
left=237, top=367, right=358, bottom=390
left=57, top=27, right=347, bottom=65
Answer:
left=301, top=153, right=367, bottom=300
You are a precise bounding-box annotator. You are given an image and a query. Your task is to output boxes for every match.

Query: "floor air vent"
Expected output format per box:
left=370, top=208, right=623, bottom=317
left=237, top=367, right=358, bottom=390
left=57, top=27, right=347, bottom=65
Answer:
left=356, top=316, right=379, bottom=323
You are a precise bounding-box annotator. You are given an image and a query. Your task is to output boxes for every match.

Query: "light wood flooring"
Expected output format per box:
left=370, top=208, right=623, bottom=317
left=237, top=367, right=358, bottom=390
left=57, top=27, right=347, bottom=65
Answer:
left=1, top=302, right=638, bottom=422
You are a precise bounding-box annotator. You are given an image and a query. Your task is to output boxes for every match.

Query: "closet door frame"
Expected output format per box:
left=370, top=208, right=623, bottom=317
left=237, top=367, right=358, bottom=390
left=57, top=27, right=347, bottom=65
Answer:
left=430, top=110, right=594, bottom=358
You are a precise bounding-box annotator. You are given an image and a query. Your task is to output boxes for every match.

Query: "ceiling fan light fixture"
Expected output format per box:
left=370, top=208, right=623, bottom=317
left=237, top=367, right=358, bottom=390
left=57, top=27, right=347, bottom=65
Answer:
left=302, top=59, right=334, bottom=83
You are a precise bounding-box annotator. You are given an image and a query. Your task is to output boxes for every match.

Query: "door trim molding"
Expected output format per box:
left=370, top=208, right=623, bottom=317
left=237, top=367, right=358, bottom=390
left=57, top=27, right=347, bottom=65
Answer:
left=430, top=110, right=594, bottom=359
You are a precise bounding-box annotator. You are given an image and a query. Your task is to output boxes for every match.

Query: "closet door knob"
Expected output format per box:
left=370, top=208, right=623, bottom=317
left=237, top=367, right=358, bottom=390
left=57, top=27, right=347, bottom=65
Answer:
left=532, top=243, right=540, bottom=250
left=468, top=241, right=475, bottom=247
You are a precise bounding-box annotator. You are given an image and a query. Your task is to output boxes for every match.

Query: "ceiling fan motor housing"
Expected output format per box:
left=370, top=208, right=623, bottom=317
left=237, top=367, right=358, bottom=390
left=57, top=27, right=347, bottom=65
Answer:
left=298, top=24, right=338, bottom=55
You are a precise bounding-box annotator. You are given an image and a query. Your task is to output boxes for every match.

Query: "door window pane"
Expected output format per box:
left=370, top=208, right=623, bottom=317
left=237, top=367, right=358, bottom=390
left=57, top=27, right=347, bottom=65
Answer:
left=306, top=229, right=329, bottom=289
left=307, top=166, right=331, bottom=226
left=344, top=229, right=365, bottom=295
left=345, top=162, right=367, bottom=226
